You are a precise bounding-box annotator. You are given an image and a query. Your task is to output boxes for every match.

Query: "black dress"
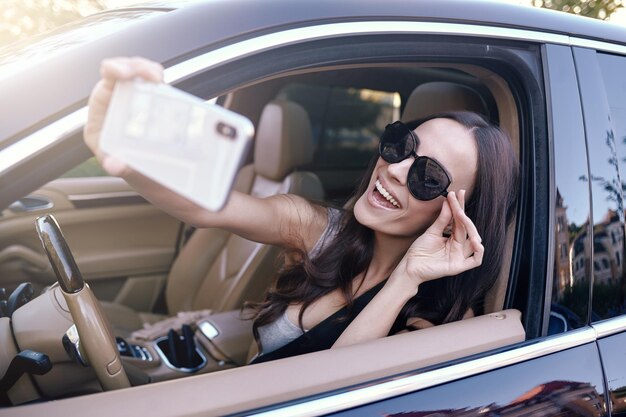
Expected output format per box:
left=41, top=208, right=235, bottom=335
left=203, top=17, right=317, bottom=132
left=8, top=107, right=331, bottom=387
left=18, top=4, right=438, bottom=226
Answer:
left=250, top=279, right=407, bottom=364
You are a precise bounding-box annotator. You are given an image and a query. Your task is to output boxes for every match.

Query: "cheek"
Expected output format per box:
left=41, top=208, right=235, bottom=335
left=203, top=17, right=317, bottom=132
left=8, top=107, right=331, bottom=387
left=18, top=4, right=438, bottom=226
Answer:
left=402, top=199, right=444, bottom=236
left=354, top=196, right=445, bottom=238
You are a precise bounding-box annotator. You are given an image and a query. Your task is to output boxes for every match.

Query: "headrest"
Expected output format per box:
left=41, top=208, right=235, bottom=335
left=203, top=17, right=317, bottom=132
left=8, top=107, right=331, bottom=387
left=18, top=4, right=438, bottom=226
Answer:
left=254, top=100, right=314, bottom=181
left=400, top=82, right=487, bottom=122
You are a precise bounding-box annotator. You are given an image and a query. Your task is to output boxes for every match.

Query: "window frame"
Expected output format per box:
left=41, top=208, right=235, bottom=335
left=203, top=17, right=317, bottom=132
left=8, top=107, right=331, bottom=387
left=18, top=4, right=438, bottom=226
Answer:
left=1, top=21, right=573, bottom=416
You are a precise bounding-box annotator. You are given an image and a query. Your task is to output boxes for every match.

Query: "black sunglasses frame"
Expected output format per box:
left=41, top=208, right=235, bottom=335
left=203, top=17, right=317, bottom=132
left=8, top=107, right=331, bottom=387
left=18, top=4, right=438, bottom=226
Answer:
left=378, top=121, right=452, bottom=201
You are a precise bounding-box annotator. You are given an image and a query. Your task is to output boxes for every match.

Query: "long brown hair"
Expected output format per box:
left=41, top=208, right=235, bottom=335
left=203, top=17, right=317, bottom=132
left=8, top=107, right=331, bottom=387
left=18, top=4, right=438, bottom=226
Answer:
left=249, top=111, right=519, bottom=351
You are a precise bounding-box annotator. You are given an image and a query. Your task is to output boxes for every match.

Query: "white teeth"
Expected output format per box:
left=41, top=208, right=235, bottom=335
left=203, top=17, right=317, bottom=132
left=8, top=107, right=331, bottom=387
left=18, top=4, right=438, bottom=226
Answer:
left=375, top=180, right=400, bottom=207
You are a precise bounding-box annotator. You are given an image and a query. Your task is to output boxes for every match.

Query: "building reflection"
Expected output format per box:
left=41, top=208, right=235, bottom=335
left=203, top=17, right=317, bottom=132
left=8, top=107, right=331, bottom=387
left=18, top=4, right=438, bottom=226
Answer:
left=552, top=188, right=626, bottom=329
left=387, top=380, right=604, bottom=417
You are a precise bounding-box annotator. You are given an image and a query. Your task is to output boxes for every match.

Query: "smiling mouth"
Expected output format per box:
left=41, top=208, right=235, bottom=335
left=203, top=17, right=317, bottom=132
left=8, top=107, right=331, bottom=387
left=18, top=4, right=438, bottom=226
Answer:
left=374, top=180, right=400, bottom=208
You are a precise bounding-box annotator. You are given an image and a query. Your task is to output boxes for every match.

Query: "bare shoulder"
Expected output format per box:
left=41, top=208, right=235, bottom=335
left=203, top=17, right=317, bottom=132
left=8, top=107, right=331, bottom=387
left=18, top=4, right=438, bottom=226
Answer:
left=267, top=194, right=330, bottom=251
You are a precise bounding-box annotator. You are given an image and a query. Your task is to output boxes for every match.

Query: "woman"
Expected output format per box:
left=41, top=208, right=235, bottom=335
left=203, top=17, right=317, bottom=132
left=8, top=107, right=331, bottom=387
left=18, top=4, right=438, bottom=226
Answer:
left=85, top=57, right=518, bottom=363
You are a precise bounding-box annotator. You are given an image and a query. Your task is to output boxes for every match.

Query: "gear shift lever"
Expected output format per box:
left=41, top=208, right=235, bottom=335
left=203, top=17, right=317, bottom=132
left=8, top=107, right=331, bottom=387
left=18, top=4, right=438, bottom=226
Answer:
left=165, top=324, right=199, bottom=369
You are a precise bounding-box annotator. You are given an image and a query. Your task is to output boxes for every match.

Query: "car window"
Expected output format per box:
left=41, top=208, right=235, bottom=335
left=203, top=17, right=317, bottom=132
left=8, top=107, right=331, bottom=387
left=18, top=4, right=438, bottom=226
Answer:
left=276, top=83, right=400, bottom=170
left=591, top=52, right=626, bottom=321
left=548, top=45, right=592, bottom=334
left=59, top=156, right=109, bottom=178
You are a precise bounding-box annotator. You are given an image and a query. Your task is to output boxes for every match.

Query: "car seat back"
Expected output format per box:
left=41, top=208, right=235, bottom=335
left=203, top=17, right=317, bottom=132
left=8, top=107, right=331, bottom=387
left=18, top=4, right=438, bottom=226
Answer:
left=400, top=81, right=488, bottom=122
left=400, top=82, right=512, bottom=313
left=166, top=100, right=324, bottom=314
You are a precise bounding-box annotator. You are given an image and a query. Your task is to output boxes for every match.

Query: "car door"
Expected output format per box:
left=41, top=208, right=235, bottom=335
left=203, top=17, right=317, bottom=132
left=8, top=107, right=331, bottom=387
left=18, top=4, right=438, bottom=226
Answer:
left=0, top=7, right=617, bottom=417
left=0, top=160, right=181, bottom=309
left=572, top=47, right=626, bottom=417
left=283, top=41, right=608, bottom=417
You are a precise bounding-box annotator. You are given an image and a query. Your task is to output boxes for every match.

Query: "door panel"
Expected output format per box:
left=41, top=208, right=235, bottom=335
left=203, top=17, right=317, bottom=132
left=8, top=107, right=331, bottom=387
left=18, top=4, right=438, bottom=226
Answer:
left=597, top=331, right=626, bottom=417
left=577, top=48, right=626, bottom=417
left=0, top=176, right=180, bottom=307
left=332, top=342, right=607, bottom=417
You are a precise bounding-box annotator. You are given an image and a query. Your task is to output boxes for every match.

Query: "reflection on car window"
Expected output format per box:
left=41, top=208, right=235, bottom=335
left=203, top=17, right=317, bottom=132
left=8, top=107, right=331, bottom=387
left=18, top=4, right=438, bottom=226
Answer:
left=549, top=47, right=592, bottom=334
left=592, top=52, right=626, bottom=321
left=277, top=84, right=400, bottom=169
left=60, top=156, right=109, bottom=178
left=552, top=140, right=592, bottom=333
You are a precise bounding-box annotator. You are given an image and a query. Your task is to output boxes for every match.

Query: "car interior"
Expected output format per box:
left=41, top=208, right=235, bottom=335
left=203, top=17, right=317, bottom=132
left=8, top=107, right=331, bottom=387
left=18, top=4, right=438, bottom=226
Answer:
left=0, top=61, right=526, bottom=408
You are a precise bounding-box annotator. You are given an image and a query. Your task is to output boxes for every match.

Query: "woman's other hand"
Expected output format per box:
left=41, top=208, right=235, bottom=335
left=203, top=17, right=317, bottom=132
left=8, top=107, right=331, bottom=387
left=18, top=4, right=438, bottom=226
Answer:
left=389, top=190, right=484, bottom=295
left=83, top=57, right=164, bottom=177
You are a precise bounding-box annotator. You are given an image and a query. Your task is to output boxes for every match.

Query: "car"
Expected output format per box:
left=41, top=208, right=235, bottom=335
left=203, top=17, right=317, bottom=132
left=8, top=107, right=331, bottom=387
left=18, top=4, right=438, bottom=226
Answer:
left=1, top=0, right=626, bottom=415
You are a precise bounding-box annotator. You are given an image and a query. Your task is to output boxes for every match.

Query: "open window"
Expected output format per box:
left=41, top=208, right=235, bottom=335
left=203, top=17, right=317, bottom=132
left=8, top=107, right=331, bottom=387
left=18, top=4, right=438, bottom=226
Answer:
left=94, top=35, right=542, bottom=412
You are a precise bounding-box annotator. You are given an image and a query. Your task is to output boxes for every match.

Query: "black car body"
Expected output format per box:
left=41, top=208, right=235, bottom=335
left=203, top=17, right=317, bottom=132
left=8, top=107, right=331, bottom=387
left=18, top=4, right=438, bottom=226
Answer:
left=1, top=0, right=626, bottom=416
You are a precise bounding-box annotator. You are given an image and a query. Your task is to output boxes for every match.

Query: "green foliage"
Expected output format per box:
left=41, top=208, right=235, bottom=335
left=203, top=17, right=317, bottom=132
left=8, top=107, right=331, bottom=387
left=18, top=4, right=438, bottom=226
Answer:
left=559, top=279, right=624, bottom=322
left=60, top=157, right=109, bottom=178
left=533, top=0, right=623, bottom=20
left=558, top=279, right=589, bottom=323
left=591, top=281, right=623, bottom=318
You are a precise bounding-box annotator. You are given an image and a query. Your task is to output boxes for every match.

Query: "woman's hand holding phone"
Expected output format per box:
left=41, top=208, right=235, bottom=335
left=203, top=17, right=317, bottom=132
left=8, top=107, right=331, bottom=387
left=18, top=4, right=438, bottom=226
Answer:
left=84, top=57, right=164, bottom=177
left=85, top=56, right=254, bottom=212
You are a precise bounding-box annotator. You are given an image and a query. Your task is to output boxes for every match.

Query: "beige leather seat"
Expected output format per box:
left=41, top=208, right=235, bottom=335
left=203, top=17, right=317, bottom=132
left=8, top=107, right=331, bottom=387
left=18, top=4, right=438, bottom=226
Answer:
left=400, top=81, right=488, bottom=122
left=399, top=81, right=511, bottom=313
left=103, top=100, right=324, bottom=336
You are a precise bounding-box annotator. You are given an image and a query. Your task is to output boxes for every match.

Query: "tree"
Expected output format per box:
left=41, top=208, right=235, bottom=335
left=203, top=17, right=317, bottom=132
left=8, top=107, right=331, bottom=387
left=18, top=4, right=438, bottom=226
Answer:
left=0, top=0, right=107, bottom=47
left=533, top=0, right=623, bottom=20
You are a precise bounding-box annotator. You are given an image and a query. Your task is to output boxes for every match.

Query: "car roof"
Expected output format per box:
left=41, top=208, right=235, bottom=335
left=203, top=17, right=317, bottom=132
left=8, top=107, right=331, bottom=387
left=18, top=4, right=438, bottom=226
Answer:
left=110, top=0, right=626, bottom=47
left=1, top=0, right=625, bottom=146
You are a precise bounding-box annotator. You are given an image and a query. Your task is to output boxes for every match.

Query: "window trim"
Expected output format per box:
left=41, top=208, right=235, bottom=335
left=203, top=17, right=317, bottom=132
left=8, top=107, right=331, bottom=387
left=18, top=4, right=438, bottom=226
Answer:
left=573, top=46, right=626, bottom=325
left=2, top=20, right=625, bottom=176
left=252, top=327, right=596, bottom=417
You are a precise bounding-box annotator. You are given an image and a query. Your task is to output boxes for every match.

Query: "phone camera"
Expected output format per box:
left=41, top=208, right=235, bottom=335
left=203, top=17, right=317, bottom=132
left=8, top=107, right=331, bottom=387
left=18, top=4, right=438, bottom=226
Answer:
left=216, top=122, right=237, bottom=139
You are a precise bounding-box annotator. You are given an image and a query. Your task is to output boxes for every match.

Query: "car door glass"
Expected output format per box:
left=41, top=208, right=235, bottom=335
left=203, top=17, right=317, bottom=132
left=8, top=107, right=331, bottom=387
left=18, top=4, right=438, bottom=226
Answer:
left=277, top=83, right=400, bottom=168
left=276, top=83, right=400, bottom=204
left=593, top=52, right=626, bottom=321
left=549, top=45, right=592, bottom=334
left=277, top=84, right=400, bottom=168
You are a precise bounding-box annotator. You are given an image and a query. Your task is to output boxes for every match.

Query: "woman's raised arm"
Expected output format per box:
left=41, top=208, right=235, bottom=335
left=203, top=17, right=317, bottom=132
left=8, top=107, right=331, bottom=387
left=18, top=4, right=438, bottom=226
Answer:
left=84, top=57, right=326, bottom=251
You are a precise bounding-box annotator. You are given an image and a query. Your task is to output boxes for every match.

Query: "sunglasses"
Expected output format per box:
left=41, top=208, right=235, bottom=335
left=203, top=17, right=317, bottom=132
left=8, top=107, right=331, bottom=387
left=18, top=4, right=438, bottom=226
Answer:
left=378, top=121, right=452, bottom=201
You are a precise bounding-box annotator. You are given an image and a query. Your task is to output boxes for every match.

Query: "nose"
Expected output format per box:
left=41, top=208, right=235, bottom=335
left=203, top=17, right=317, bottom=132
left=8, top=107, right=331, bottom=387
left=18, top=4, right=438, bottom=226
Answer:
left=386, top=157, right=414, bottom=185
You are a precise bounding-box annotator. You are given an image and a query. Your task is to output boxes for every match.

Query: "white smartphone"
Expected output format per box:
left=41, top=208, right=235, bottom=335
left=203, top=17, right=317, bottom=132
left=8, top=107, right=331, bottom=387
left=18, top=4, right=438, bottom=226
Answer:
left=100, top=80, right=254, bottom=211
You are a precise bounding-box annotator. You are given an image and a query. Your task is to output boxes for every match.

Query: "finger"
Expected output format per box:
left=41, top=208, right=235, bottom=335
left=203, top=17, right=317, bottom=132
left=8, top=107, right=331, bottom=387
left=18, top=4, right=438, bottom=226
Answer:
left=102, top=155, right=131, bottom=177
left=450, top=191, right=482, bottom=244
left=130, top=56, right=164, bottom=82
left=100, top=57, right=164, bottom=83
left=462, top=239, right=474, bottom=258
left=84, top=79, right=116, bottom=158
left=448, top=192, right=468, bottom=243
left=459, top=207, right=482, bottom=243
left=459, top=189, right=466, bottom=212
left=464, top=236, right=484, bottom=269
left=428, top=198, right=453, bottom=234
left=452, top=190, right=466, bottom=240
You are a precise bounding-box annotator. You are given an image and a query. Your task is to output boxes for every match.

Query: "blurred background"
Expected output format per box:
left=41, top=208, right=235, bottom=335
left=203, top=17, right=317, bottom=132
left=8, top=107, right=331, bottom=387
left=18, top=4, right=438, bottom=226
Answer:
left=0, top=0, right=137, bottom=47
left=0, top=0, right=624, bottom=48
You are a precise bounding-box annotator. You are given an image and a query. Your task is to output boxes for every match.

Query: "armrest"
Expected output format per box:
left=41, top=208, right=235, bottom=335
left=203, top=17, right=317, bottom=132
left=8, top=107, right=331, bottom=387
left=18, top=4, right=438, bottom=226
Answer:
left=196, top=310, right=253, bottom=366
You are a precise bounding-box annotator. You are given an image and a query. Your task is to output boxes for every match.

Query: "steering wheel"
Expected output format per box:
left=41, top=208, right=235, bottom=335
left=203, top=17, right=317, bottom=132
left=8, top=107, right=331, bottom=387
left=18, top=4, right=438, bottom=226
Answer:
left=35, top=214, right=130, bottom=391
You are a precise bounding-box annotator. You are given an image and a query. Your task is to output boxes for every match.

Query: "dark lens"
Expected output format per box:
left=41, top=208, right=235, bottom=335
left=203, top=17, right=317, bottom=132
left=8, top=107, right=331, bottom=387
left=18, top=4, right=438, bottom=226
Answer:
left=379, top=122, right=414, bottom=163
left=408, top=157, right=451, bottom=201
